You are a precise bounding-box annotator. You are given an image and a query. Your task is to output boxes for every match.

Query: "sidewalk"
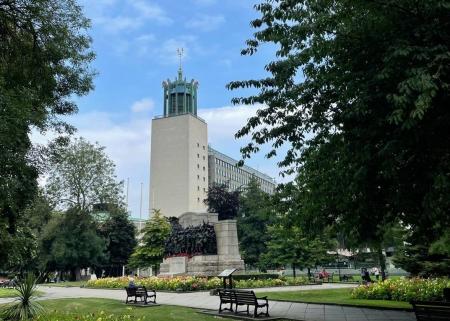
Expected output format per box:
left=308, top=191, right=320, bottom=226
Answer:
left=0, top=285, right=415, bottom=321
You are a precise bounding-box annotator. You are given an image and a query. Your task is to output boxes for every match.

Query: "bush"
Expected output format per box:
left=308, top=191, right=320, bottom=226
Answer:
left=232, top=274, right=279, bottom=281
left=351, top=278, right=450, bottom=302
left=86, top=275, right=310, bottom=291
left=0, top=275, right=44, bottom=321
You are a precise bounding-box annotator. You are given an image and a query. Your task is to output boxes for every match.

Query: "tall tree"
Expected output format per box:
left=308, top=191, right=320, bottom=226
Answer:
left=204, top=183, right=240, bottom=220
left=97, top=205, right=137, bottom=277
left=237, top=177, right=273, bottom=269
left=228, top=0, right=450, bottom=276
left=128, top=209, right=171, bottom=273
left=39, top=207, right=107, bottom=280
left=46, top=138, right=123, bottom=211
left=0, top=0, right=94, bottom=268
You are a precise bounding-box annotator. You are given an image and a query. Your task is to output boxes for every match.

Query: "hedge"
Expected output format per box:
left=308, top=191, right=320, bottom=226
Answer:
left=351, top=278, right=450, bottom=302
left=86, top=276, right=309, bottom=291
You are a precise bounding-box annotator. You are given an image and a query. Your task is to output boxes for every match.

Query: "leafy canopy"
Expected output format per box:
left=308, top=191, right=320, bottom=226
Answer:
left=129, top=209, right=171, bottom=269
left=204, top=183, right=240, bottom=220
left=46, top=138, right=123, bottom=211
left=0, top=0, right=94, bottom=268
left=229, top=0, right=450, bottom=275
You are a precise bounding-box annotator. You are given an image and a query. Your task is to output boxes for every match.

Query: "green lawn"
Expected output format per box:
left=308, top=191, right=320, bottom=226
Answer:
left=34, top=298, right=230, bottom=321
left=40, top=281, right=87, bottom=287
left=259, top=288, right=412, bottom=310
left=0, top=288, right=43, bottom=298
left=0, top=288, right=17, bottom=298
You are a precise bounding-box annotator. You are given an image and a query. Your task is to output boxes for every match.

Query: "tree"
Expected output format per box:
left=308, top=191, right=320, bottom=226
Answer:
left=237, top=178, right=273, bottom=269
left=228, top=0, right=450, bottom=276
left=128, top=209, right=171, bottom=273
left=0, top=0, right=94, bottom=269
left=39, top=207, right=106, bottom=280
left=204, top=183, right=240, bottom=220
left=97, top=205, right=137, bottom=277
left=0, top=190, right=54, bottom=273
left=46, top=138, right=123, bottom=211
left=262, top=223, right=331, bottom=278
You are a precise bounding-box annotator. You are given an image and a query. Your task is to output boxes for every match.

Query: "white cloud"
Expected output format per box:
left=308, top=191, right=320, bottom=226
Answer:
left=186, top=14, right=225, bottom=31
left=90, top=0, right=172, bottom=33
left=131, top=98, right=155, bottom=113
left=130, top=0, right=172, bottom=24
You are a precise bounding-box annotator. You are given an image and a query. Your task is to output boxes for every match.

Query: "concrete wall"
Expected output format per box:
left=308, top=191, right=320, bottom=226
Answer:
left=149, top=114, right=208, bottom=217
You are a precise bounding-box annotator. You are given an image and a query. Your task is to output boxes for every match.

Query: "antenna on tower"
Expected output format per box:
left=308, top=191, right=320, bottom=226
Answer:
left=177, top=48, right=184, bottom=80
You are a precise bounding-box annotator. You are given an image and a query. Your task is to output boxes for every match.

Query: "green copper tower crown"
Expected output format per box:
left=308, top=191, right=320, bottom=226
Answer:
left=162, top=66, right=199, bottom=117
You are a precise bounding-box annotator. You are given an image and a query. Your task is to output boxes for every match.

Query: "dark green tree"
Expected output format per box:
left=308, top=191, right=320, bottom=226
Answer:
left=97, top=205, right=137, bottom=277
left=128, top=209, right=171, bottom=273
left=237, top=177, right=273, bottom=269
left=204, top=183, right=240, bottom=220
left=0, top=0, right=94, bottom=269
left=228, top=0, right=450, bottom=276
left=40, top=207, right=106, bottom=281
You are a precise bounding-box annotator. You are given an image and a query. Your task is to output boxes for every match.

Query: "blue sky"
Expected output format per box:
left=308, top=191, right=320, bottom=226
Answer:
left=47, top=0, right=288, bottom=218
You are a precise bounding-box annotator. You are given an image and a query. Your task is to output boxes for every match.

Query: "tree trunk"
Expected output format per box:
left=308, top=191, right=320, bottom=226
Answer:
left=377, top=246, right=386, bottom=281
left=307, top=267, right=311, bottom=280
left=292, top=263, right=296, bottom=279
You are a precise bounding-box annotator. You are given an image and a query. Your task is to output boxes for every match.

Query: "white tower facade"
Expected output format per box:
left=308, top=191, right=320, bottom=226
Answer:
left=149, top=70, right=208, bottom=218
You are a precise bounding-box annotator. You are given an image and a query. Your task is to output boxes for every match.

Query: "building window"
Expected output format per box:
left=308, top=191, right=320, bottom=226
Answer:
left=203, top=146, right=205, bottom=150
left=198, top=186, right=200, bottom=191
left=197, top=153, right=200, bottom=158
left=203, top=156, right=205, bottom=160
left=197, top=197, right=200, bottom=202
left=203, top=166, right=205, bottom=171
left=197, top=175, right=200, bottom=179
left=203, top=177, right=205, bottom=182
left=197, top=164, right=200, bottom=169
left=197, top=143, right=200, bottom=147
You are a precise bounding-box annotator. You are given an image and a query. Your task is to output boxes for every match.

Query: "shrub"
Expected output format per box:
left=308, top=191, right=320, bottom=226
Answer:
left=86, top=275, right=309, bottom=291
left=351, top=278, right=450, bottom=302
left=1, top=275, right=44, bottom=321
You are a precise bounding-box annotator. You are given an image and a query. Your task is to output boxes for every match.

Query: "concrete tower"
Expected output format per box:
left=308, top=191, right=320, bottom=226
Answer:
left=149, top=67, right=208, bottom=218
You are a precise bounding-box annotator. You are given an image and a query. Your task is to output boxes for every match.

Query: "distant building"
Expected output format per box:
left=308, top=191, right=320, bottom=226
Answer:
left=208, top=147, right=276, bottom=194
left=149, top=67, right=276, bottom=218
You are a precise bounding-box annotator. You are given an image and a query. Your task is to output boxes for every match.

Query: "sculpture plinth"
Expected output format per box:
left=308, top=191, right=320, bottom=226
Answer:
left=159, top=212, right=245, bottom=276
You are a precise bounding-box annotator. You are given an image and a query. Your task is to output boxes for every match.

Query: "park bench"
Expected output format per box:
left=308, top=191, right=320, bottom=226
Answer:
left=218, top=289, right=234, bottom=312
left=218, top=289, right=270, bottom=317
left=339, top=274, right=354, bottom=282
left=233, top=290, right=269, bottom=317
left=124, top=286, right=156, bottom=304
left=411, top=301, right=450, bottom=321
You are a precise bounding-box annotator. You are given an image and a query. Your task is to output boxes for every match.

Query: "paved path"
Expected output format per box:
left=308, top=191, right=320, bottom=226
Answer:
left=0, top=285, right=415, bottom=321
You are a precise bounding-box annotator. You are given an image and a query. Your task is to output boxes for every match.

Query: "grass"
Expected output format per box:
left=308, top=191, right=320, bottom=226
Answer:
left=0, top=288, right=17, bottom=298
left=35, top=298, right=228, bottom=321
left=0, top=288, right=43, bottom=298
left=39, top=281, right=87, bottom=287
left=258, top=288, right=412, bottom=310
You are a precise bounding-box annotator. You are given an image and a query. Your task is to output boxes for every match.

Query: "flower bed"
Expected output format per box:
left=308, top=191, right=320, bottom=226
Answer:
left=351, top=278, right=450, bottom=302
left=86, top=276, right=309, bottom=291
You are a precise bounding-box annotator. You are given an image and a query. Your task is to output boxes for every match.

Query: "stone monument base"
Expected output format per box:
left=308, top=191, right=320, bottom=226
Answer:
left=159, top=255, right=245, bottom=276
left=159, top=212, right=245, bottom=276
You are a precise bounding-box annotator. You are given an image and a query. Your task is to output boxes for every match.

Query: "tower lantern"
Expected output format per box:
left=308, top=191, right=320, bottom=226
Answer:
left=162, top=48, right=199, bottom=117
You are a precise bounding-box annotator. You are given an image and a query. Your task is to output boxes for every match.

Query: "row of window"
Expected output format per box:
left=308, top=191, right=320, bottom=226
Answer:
left=214, top=163, right=274, bottom=188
